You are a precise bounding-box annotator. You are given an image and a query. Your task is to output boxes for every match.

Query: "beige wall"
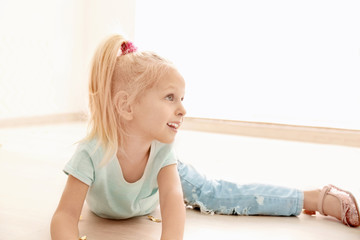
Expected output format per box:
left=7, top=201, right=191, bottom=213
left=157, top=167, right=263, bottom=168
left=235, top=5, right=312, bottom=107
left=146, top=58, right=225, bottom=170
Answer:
left=0, top=0, right=136, bottom=120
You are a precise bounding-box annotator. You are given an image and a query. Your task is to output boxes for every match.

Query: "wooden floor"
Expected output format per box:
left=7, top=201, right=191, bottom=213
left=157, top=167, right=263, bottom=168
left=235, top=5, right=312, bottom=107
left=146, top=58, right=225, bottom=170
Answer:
left=0, top=121, right=359, bottom=240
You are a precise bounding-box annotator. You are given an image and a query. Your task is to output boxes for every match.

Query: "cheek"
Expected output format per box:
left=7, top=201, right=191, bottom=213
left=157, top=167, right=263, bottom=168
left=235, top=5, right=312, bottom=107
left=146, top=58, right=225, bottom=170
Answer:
left=135, top=102, right=169, bottom=125
left=150, top=111, right=167, bottom=124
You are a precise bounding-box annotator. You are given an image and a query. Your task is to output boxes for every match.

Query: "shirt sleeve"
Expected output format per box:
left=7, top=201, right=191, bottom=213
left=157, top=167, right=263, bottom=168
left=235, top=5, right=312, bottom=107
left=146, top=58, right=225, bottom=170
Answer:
left=160, top=144, right=178, bottom=168
left=63, top=145, right=95, bottom=186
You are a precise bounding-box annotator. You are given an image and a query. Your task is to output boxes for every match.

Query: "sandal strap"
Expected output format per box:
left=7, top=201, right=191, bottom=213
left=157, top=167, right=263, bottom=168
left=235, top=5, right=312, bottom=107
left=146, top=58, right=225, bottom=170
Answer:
left=318, top=185, right=331, bottom=216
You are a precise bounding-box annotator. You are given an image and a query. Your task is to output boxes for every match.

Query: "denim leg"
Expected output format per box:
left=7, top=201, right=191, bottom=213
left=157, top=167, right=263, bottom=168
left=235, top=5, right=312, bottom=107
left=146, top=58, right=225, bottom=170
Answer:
left=177, top=160, right=304, bottom=216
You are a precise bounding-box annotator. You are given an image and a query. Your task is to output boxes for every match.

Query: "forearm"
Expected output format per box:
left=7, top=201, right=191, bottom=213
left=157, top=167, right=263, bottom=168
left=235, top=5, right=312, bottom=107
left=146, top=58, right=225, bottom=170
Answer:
left=50, top=211, right=80, bottom=240
left=160, top=191, right=186, bottom=240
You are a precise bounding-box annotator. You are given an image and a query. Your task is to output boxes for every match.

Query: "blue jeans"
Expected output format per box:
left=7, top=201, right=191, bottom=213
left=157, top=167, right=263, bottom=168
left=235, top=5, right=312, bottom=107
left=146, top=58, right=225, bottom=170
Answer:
left=177, top=160, right=304, bottom=216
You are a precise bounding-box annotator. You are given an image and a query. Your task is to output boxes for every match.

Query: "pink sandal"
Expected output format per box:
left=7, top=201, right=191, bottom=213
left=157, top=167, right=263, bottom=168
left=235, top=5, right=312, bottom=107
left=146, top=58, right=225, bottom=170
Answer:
left=305, top=185, right=360, bottom=227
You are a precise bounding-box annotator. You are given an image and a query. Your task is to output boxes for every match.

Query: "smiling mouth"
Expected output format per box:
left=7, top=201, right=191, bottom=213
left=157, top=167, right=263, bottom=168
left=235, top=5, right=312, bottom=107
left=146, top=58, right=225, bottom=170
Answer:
left=167, top=122, right=180, bottom=130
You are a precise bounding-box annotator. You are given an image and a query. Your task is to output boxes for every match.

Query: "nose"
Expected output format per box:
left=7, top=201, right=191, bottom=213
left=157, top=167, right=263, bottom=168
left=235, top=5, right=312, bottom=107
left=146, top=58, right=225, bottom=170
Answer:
left=176, top=103, right=187, bottom=117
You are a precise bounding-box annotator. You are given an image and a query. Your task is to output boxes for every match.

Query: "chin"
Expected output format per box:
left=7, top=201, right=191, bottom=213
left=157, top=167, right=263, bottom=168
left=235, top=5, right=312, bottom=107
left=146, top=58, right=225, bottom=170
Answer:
left=157, top=136, right=176, bottom=144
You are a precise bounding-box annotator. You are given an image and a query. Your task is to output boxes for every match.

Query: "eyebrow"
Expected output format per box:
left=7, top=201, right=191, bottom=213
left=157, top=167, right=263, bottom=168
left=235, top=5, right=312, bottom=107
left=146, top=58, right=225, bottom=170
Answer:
left=161, top=85, right=178, bottom=91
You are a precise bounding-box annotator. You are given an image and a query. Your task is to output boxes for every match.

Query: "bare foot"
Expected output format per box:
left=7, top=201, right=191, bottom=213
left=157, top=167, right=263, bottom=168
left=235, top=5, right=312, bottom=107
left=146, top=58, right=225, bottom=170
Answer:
left=303, top=189, right=341, bottom=219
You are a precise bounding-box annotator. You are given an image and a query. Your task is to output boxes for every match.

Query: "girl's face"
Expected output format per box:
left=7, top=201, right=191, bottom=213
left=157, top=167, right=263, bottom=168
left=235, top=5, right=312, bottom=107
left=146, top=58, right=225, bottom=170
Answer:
left=130, top=68, right=186, bottom=144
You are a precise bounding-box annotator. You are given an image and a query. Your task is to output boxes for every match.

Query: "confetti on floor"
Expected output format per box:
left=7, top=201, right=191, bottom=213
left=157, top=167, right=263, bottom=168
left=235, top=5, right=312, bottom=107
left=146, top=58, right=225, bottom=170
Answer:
left=147, top=215, right=161, bottom=223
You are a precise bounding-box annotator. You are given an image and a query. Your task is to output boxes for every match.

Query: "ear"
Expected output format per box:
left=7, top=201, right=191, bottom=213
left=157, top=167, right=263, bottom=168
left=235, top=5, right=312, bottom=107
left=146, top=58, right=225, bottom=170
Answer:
left=113, top=91, right=133, bottom=121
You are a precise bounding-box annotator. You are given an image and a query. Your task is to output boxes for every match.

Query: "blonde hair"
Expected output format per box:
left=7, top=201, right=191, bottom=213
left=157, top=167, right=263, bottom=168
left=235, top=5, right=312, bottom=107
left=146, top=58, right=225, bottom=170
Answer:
left=84, top=34, right=174, bottom=165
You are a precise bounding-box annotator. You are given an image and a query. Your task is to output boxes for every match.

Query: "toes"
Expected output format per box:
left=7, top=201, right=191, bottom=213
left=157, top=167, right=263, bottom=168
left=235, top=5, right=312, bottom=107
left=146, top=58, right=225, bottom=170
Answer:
left=303, top=209, right=316, bottom=215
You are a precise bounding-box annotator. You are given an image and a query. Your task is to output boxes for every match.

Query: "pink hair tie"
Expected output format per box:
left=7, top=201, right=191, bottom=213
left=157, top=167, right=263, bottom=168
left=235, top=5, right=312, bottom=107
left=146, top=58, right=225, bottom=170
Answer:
left=120, top=41, right=137, bottom=55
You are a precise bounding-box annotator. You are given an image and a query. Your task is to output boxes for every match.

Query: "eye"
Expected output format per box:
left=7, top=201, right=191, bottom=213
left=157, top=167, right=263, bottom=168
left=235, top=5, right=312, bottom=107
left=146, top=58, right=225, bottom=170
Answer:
left=165, top=94, right=174, bottom=101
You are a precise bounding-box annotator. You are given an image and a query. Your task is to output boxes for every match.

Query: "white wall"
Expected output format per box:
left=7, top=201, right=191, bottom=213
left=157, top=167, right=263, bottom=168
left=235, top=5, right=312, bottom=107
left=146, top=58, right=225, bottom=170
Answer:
left=0, top=0, right=85, bottom=119
left=84, top=0, right=136, bottom=67
left=135, top=0, right=360, bottom=130
left=0, top=0, right=135, bottom=120
left=1, top=0, right=359, bottom=130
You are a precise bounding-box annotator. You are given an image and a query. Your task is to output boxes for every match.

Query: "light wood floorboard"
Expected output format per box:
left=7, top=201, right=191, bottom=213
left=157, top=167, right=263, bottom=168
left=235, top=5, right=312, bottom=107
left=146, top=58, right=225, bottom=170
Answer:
left=0, top=122, right=359, bottom=239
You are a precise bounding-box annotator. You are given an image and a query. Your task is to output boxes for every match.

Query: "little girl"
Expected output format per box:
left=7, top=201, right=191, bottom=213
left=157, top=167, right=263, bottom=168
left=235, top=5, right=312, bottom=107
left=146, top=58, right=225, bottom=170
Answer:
left=51, top=35, right=360, bottom=240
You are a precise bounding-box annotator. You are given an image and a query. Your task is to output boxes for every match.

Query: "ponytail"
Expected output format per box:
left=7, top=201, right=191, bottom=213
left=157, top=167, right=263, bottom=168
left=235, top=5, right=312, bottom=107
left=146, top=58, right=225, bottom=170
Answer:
left=86, top=35, right=127, bottom=165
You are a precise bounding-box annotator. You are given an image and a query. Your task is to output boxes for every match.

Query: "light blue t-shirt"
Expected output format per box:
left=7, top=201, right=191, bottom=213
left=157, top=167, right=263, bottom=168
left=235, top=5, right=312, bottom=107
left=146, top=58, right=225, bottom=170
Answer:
left=63, top=138, right=177, bottom=219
